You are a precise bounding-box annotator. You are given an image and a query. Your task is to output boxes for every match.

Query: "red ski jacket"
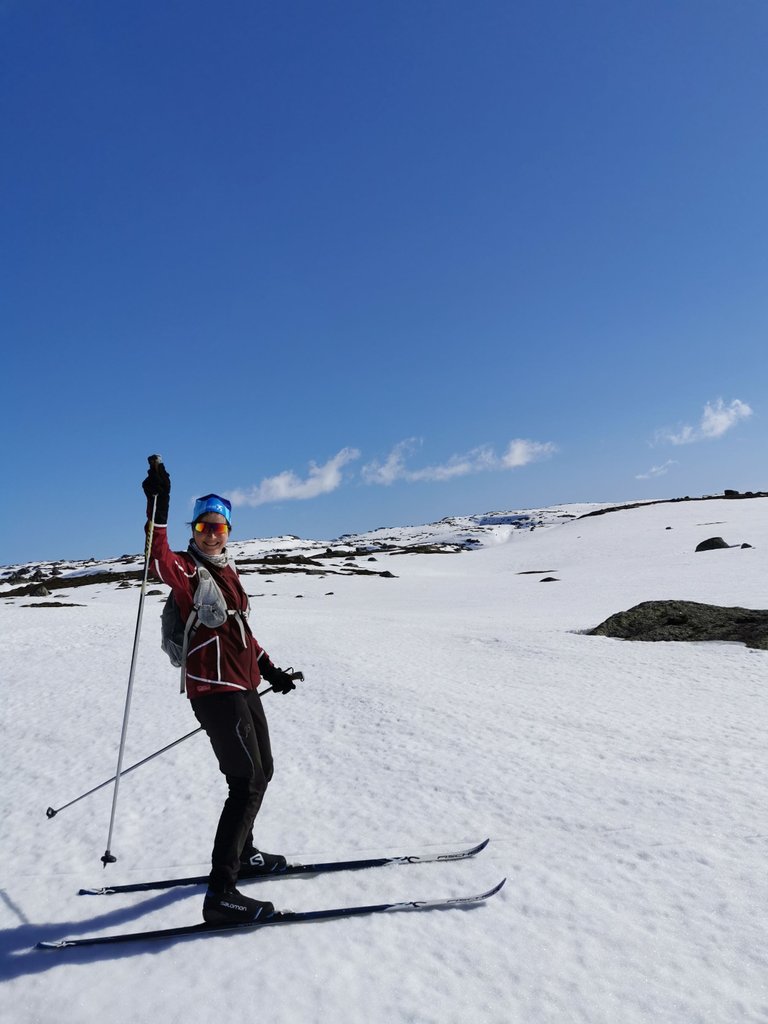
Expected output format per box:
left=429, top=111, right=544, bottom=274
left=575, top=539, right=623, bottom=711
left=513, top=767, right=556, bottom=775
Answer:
left=148, top=525, right=272, bottom=699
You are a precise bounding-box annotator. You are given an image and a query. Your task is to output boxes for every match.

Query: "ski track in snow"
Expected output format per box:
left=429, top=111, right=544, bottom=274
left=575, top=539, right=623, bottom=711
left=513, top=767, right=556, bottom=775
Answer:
left=1, top=499, right=767, bottom=1023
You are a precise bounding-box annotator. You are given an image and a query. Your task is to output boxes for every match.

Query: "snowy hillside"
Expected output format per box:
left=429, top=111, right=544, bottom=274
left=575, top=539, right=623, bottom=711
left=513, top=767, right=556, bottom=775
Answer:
left=0, top=501, right=612, bottom=585
left=1, top=496, right=766, bottom=1023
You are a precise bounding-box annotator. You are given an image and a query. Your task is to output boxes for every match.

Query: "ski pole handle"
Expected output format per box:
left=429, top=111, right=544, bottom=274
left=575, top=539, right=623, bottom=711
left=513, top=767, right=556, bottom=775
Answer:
left=253, top=672, right=302, bottom=699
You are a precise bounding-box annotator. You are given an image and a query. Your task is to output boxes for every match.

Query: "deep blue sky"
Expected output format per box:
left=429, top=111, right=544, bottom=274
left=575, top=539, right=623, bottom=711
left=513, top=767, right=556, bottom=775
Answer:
left=2, top=0, right=766, bottom=564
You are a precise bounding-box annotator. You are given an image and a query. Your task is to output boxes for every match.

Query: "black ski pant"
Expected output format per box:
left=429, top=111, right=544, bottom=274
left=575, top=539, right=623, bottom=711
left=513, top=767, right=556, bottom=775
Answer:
left=190, top=689, right=274, bottom=892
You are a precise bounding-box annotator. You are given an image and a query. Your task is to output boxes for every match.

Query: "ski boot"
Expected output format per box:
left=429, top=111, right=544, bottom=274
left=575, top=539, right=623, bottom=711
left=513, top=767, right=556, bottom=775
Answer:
left=202, top=886, right=274, bottom=925
left=239, top=846, right=287, bottom=876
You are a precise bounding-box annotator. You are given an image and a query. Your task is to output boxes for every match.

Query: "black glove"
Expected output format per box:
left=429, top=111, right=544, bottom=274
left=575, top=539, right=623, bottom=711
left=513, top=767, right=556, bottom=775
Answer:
left=142, top=455, right=171, bottom=524
left=271, top=669, right=297, bottom=695
left=260, top=657, right=297, bottom=695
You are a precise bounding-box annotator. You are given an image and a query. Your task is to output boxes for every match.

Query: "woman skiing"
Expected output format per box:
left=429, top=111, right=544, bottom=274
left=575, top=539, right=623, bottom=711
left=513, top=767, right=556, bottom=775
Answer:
left=142, top=456, right=297, bottom=925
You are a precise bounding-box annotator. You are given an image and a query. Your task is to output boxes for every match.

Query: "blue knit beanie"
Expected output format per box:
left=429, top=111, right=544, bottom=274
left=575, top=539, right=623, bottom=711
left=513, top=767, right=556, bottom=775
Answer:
left=192, top=493, right=232, bottom=525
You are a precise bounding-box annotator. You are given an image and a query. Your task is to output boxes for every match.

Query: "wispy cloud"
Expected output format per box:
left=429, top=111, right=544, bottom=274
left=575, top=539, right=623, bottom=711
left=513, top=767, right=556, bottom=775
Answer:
left=361, top=439, right=420, bottom=485
left=635, top=459, right=678, bottom=481
left=699, top=398, right=753, bottom=438
left=655, top=398, right=752, bottom=446
left=227, top=436, right=558, bottom=507
left=228, top=448, right=361, bottom=507
left=501, top=439, right=558, bottom=468
left=362, top=437, right=557, bottom=485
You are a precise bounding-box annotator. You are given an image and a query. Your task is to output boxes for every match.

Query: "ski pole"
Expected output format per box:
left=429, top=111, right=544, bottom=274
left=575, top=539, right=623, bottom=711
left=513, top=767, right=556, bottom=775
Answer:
left=49, top=724, right=204, bottom=820
left=100, top=456, right=162, bottom=868
left=47, top=674, right=303, bottom=820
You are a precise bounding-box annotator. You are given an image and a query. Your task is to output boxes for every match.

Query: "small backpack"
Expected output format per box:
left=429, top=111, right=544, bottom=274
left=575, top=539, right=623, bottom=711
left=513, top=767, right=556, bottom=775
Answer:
left=160, top=592, right=197, bottom=669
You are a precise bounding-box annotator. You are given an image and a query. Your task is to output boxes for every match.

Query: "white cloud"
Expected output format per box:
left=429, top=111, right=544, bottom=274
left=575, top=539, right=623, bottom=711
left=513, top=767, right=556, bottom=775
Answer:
left=656, top=398, right=753, bottom=446
left=502, top=439, right=559, bottom=468
left=362, top=437, right=556, bottom=486
left=361, top=438, right=419, bottom=486
left=407, top=445, right=497, bottom=482
left=635, top=459, right=678, bottom=481
left=226, top=436, right=557, bottom=507
left=229, top=448, right=361, bottom=507
left=700, top=398, right=752, bottom=439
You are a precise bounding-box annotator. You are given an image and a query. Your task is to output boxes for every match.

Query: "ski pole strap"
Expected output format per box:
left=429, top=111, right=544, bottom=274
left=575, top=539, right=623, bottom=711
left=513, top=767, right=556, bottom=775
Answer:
left=144, top=502, right=158, bottom=560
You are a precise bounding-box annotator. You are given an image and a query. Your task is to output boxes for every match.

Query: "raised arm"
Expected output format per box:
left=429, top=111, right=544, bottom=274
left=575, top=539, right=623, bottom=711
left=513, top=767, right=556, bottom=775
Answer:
left=141, top=455, right=196, bottom=615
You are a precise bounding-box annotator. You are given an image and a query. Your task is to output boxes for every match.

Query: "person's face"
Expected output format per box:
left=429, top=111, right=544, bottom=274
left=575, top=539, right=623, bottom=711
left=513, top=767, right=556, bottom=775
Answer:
left=192, top=513, right=230, bottom=557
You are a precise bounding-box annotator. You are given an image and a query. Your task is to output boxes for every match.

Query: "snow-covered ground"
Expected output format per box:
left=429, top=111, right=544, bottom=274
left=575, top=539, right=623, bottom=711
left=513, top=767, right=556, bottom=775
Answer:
left=1, top=497, right=766, bottom=1023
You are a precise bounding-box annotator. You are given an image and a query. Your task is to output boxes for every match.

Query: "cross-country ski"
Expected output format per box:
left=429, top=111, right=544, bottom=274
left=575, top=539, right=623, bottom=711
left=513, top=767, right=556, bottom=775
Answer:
left=78, top=838, right=490, bottom=895
left=38, top=879, right=506, bottom=950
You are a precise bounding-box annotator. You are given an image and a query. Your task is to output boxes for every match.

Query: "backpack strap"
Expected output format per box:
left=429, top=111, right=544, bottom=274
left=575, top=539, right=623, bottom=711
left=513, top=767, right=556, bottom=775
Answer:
left=179, top=608, right=200, bottom=694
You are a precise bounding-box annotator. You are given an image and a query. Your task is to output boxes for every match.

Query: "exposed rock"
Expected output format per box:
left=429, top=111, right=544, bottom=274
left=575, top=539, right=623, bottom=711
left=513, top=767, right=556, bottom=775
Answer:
left=391, top=543, right=465, bottom=555
left=319, top=548, right=358, bottom=559
left=590, top=600, right=768, bottom=650
left=243, top=553, right=325, bottom=568
left=3, top=569, right=143, bottom=597
left=21, top=602, right=84, bottom=608
left=540, top=576, right=559, bottom=582
left=580, top=491, right=768, bottom=520
left=695, top=537, right=730, bottom=552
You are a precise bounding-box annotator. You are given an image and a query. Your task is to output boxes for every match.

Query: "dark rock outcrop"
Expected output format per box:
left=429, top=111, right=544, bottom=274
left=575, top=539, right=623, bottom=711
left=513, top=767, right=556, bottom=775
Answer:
left=21, top=601, right=84, bottom=608
left=579, top=491, right=768, bottom=520
left=590, top=600, right=768, bottom=650
left=695, top=537, right=730, bottom=552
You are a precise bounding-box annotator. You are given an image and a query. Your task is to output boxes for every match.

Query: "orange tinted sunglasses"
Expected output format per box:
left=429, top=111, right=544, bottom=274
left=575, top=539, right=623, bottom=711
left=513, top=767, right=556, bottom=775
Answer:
left=193, top=522, right=230, bottom=536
